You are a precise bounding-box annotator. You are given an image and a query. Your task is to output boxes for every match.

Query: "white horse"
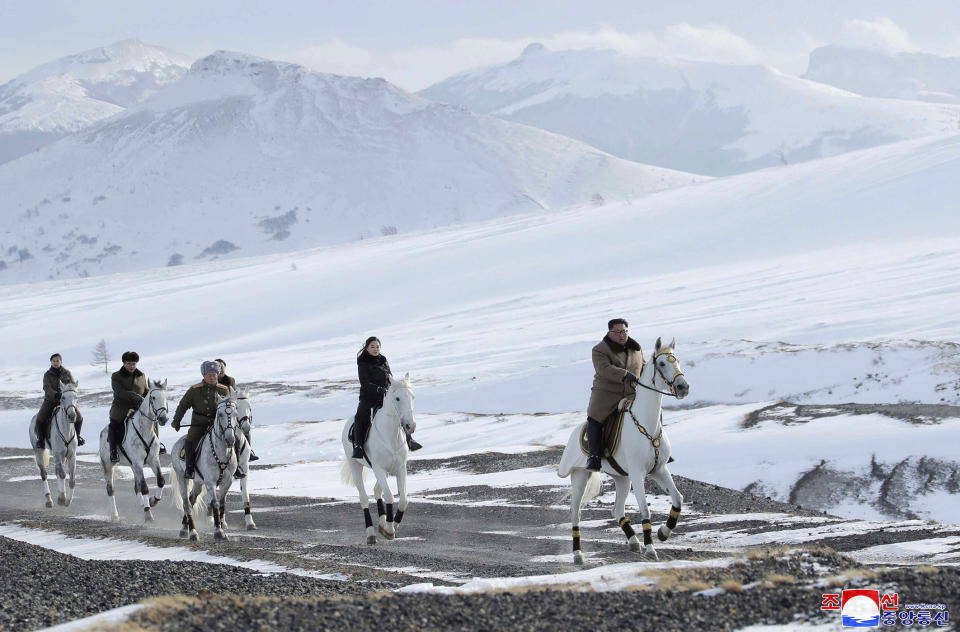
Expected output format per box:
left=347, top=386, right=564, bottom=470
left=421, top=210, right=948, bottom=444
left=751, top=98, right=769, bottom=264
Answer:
left=226, top=388, right=257, bottom=530
left=340, top=374, right=415, bottom=544
left=171, top=393, right=238, bottom=541
left=98, top=378, right=169, bottom=522
left=558, top=338, right=690, bottom=564
left=28, top=382, right=80, bottom=508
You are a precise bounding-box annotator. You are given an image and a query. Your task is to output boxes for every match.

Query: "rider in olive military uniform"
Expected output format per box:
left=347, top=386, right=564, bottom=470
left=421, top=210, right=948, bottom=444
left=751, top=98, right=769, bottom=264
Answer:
left=36, top=353, right=85, bottom=448
left=216, top=358, right=258, bottom=463
left=172, top=361, right=230, bottom=479
left=109, top=351, right=148, bottom=462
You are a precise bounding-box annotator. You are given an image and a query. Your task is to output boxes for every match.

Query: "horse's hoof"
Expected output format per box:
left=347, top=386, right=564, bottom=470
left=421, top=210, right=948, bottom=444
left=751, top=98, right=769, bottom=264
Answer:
left=111, top=514, right=120, bottom=522
left=643, top=546, right=659, bottom=561
left=573, top=551, right=585, bottom=565
left=144, top=511, right=154, bottom=523
left=149, top=496, right=161, bottom=507
left=64, top=499, right=71, bottom=507
left=45, top=499, right=53, bottom=508
left=629, top=539, right=641, bottom=552
left=657, top=526, right=670, bottom=542
left=189, top=532, right=199, bottom=541
left=366, top=535, right=377, bottom=545
left=378, top=526, right=395, bottom=540
left=246, top=523, right=258, bottom=531
left=179, top=528, right=188, bottom=538
left=214, top=531, right=228, bottom=541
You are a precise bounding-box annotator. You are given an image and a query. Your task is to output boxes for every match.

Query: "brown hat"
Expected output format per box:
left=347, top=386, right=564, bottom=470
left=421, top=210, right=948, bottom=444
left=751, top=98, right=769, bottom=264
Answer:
left=121, top=351, right=140, bottom=362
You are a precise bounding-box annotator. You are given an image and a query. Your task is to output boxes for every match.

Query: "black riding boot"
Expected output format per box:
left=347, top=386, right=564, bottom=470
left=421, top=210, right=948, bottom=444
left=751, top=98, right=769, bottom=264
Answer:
left=184, top=440, right=196, bottom=480
left=108, top=418, right=122, bottom=462
left=36, top=418, right=50, bottom=449
left=245, top=429, right=259, bottom=461
left=75, top=412, right=85, bottom=446
left=406, top=433, right=422, bottom=451
left=353, top=403, right=372, bottom=459
left=585, top=417, right=603, bottom=472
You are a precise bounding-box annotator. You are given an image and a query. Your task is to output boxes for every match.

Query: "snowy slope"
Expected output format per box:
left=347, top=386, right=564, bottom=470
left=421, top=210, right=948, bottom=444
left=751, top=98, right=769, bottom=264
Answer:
left=419, top=44, right=960, bottom=176
left=0, top=40, right=192, bottom=164
left=804, top=45, right=960, bottom=104
left=0, top=50, right=699, bottom=284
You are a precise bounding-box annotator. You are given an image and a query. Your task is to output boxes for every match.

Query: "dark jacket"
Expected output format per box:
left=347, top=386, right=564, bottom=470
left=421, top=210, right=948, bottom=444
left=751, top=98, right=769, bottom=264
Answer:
left=218, top=374, right=236, bottom=389
left=587, top=336, right=644, bottom=421
left=110, top=367, right=148, bottom=421
left=358, top=351, right=392, bottom=403
left=43, top=366, right=75, bottom=402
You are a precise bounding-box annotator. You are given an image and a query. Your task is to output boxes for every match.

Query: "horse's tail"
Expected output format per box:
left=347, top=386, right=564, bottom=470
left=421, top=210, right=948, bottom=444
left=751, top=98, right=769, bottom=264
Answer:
left=580, top=471, right=602, bottom=507
left=340, top=459, right=364, bottom=486
left=42, top=448, right=50, bottom=467
left=172, top=467, right=184, bottom=512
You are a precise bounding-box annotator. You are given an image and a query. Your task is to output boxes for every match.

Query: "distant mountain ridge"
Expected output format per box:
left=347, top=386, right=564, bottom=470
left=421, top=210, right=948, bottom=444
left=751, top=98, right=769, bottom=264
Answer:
left=804, top=45, right=960, bottom=104
left=420, top=44, right=960, bottom=176
left=0, top=50, right=699, bottom=284
left=0, top=39, right=192, bottom=164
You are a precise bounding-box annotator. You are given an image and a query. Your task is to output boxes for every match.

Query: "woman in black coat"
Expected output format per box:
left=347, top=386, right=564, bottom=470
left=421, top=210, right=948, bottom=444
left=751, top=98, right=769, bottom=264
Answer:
left=353, top=336, right=421, bottom=458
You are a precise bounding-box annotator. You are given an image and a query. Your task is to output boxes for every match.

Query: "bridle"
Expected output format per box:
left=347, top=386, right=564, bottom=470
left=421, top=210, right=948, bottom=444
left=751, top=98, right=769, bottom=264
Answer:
left=634, top=348, right=685, bottom=398
left=203, top=398, right=237, bottom=485
left=141, top=387, right=168, bottom=424
left=54, top=390, right=78, bottom=445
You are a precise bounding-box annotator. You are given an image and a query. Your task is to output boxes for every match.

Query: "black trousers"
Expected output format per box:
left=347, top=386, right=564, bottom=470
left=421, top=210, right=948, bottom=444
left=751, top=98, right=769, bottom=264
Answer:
left=353, top=398, right=380, bottom=447
left=108, top=416, right=125, bottom=453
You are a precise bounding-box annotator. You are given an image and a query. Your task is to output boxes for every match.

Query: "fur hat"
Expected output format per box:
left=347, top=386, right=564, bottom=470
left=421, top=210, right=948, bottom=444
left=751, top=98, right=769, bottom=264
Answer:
left=201, top=360, right=222, bottom=376
left=121, top=351, right=139, bottom=362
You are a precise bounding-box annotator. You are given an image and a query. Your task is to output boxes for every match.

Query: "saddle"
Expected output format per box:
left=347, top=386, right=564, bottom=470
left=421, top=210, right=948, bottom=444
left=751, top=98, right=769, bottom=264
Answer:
left=579, top=398, right=631, bottom=459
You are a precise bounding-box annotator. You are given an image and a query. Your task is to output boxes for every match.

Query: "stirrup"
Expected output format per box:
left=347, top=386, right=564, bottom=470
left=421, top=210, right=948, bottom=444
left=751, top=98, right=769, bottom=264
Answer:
left=249, top=450, right=260, bottom=462
left=158, top=442, right=167, bottom=455
left=183, top=469, right=195, bottom=480
left=585, top=456, right=601, bottom=472
left=351, top=446, right=364, bottom=459
left=110, top=451, right=119, bottom=463
left=406, top=436, right=422, bottom=451
left=77, top=436, right=86, bottom=446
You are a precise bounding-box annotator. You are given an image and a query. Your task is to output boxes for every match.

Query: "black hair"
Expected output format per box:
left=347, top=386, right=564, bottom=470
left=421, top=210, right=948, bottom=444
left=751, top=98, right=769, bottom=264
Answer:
left=215, top=358, right=226, bottom=367
left=50, top=353, right=62, bottom=361
left=121, top=351, right=140, bottom=362
left=608, top=318, right=628, bottom=331
left=358, top=336, right=381, bottom=357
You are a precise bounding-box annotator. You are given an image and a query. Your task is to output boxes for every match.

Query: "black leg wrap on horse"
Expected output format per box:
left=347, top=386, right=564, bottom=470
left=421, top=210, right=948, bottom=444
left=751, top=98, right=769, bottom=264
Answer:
left=376, top=498, right=385, bottom=517
left=139, top=480, right=149, bottom=495
left=394, top=510, right=404, bottom=525
left=642, top=519, right=653, bottom=545
left=618, top=517, right=636, bottom=539
left=182, top=516, right=188, bottom=526
left=386, top=503, right=394, bottom=523
left=157, top=474, right=165, bottom=488
left=244, top=506, right=251, bottom=515
left=363, top=508, right=373, bottom=528
left=667, top=505, right=681, bottom=529
left=572, top=526, right=582, bottom=552
left=188, top=515, right=196, bottom=530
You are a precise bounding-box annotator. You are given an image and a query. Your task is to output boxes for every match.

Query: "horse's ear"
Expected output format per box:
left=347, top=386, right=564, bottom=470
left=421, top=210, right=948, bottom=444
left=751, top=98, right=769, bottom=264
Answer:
left=229, top=386, right=236, bottom=398
left=162, top=378, right=168, bottom=389
left=404, top=372, right=410, bottom=381
left=669, top=337, right=676, bottom=349
left=655, top=337, right=662, bottom=352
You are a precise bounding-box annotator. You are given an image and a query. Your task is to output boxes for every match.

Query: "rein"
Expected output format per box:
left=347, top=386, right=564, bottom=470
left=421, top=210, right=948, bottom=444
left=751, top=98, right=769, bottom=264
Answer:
left=54, top=403, right=77, bottom=447
left=625, top=348, right=682, bottom=470
left=198, top=400, right=235, bottom=486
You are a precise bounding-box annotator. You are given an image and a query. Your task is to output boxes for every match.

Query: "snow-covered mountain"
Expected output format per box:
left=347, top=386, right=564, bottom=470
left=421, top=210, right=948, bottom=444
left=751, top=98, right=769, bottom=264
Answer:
left=419, top=44, right=960, bottom=176
left=804, top=45, right=960, bottom=104
left=0, top=50, right=699, bottom=284
left=0, top=39, right=192, bottom=165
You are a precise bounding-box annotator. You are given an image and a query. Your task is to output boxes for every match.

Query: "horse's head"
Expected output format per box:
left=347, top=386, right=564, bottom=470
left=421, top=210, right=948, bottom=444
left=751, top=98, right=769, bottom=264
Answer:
left=215, top=393, right=237, bottom=445
left=651, top=337, right=690, bottom=399
left=386, top=373, right=416, bottom=436
left=233, top=387, right=253, bottom=435
left=61, top=382, right=78, bottom=421
left=147, top=378, right=169, bottom=425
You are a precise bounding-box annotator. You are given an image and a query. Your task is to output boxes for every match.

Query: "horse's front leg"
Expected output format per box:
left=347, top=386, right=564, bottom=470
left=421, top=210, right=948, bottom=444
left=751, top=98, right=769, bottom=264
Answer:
left=209, top=480, right=228, bottom=540
left=610, top=474, right=640, bottom=552
left=131, top=463, right=154, bottom=522
left=630, top=475, right=657, bottom=560
left=55, top=450, right=68, bottom=506
left=65, top=448, right=77, bottom=506
left=149, top=451, right=165, bottom=507
left=392, top=467, right=408, bottom=534
left=371, top=467, right=395, bottom=540
left=650, top=467, right=683, bottom=543
left=240, top=471, right=257, bottom=530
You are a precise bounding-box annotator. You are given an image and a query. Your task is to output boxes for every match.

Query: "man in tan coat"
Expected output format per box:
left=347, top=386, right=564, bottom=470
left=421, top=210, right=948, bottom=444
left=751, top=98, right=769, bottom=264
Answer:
left=585, top=318, right=644, bottom=471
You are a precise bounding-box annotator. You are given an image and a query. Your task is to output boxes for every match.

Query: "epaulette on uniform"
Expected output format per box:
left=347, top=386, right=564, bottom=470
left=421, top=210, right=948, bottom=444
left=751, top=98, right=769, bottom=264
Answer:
left=189, top=382, right=204, bottom=389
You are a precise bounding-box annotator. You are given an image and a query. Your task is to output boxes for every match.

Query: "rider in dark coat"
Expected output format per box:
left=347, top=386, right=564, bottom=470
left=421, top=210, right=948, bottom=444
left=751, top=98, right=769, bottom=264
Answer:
left=35, top=353, right=85, bottom=447
left=172, top=361, right=231, bottom=479
left=109, top=351, right=148, bottom=462
left=352, top=337, right=421, bottom=458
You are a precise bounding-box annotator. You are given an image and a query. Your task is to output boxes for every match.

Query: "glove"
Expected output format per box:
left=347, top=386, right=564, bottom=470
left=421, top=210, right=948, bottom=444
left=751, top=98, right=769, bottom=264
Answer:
left=623, top=371, right=640, bottom=385
left=172, top=419, right=181, bottom=431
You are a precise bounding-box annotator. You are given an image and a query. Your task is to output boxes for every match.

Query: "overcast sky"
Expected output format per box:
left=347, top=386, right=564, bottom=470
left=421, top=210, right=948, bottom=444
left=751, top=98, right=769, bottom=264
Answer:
left=2, top=0, right=960, bottom=89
